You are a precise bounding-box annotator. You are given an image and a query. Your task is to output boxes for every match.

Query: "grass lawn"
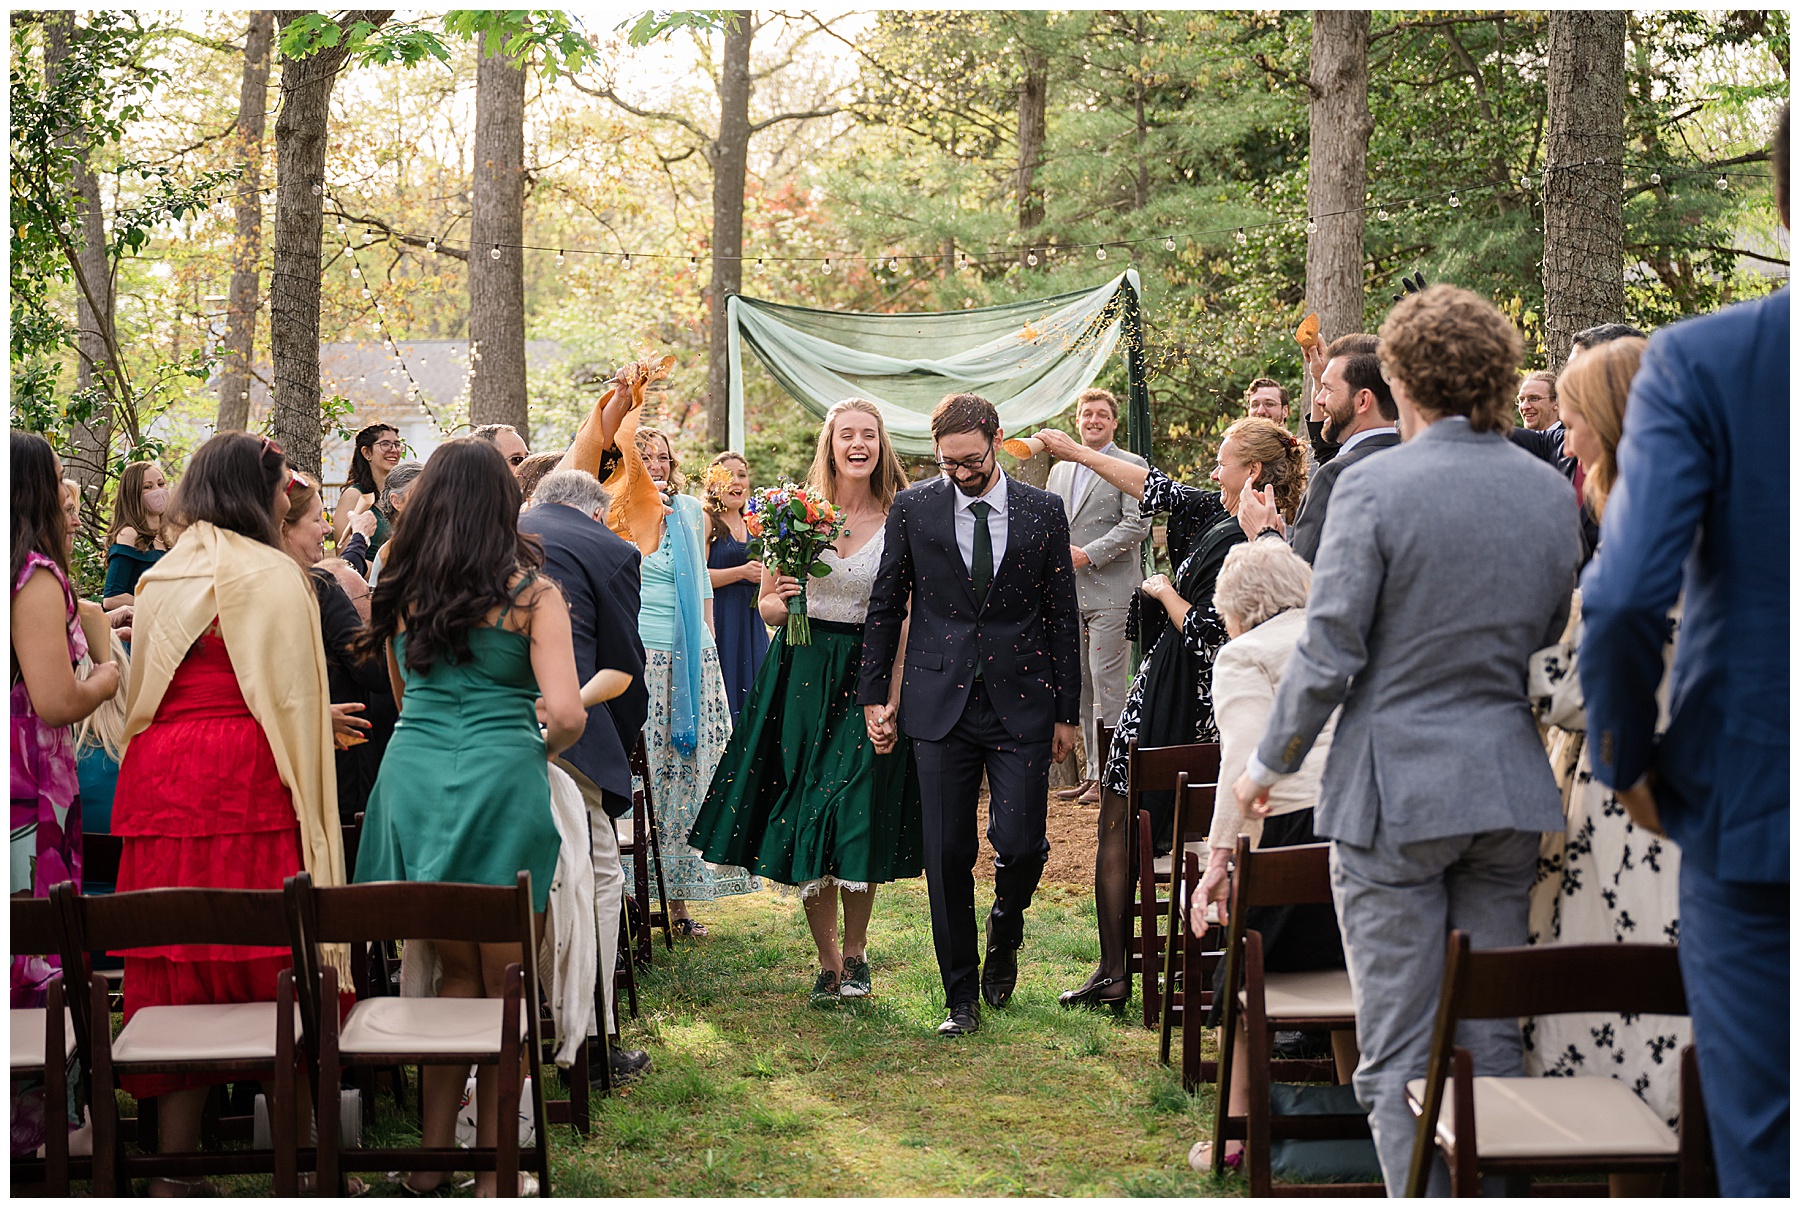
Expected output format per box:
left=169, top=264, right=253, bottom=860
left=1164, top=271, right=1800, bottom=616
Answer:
left=111, top=879, right=1243, bottom=1197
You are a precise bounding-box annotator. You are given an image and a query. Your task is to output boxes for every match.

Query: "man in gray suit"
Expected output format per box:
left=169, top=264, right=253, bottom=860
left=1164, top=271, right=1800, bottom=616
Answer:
left=1045, top=388, right=1151, bottom=803
left=1233, top=287, right=1581, bottom=1194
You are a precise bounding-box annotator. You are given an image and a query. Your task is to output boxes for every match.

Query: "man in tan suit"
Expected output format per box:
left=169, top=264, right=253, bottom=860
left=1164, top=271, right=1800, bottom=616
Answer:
left=1045, top=388, right=1150, bottom=803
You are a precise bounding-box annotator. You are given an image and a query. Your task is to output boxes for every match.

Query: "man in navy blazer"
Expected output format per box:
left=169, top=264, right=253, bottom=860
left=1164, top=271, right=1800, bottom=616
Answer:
left=859, top=394, right=1081, bottom=1036
left=518, top=469, right=650, bottom=1082
left=1579, top=107, right=1789, bottom=1197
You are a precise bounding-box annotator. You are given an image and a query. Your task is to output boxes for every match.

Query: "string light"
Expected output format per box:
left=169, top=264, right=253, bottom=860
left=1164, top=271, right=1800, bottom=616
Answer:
left=1096, top=246, right=1107, bottom=261
left=349, top=266, right=360, bottom=278
left=555, top=249, right=565, bottom=266
left=1306, top=218, right=1317, bottom=234
left=1235, top=228, right=1247, bottom=244
left=755, top=257, right=764, bottom=274
left=821, top=258, right=833, bottom=274
left=1716, top=176, right=1728, bottom=191
left=489, top=245, right=501, bottom=260
left=1026, top=250, right=1039, bottom=266
left=426, top=239, right=437, bottom=253
left=689, top=255, right=699, bottom=271
left=1163, top=236, right=1176, bottom=251
left=1376, top=208, right=1390, bottom=222
left=1650, top=172, right=1662, bottom=185
left=1448, top=191, right=1461, bottom=208
left=622, top=253, right=631, bottom=269
left=888, top=257, right=900, bottom=272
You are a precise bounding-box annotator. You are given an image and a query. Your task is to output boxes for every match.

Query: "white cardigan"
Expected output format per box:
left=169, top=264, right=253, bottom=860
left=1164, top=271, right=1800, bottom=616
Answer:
left=1206, top=608, right=1339, bottom=854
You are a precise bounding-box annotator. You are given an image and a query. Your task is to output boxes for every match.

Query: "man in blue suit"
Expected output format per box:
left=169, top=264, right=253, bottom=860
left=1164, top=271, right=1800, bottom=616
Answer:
left=1579, top=107, right=1788, bottom=1197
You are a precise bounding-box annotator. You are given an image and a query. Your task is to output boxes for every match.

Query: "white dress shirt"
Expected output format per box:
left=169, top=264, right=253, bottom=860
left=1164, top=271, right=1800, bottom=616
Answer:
left=951, top=468, right=1010, bottom=582
left=1339, top=425, right=1398, bottom=455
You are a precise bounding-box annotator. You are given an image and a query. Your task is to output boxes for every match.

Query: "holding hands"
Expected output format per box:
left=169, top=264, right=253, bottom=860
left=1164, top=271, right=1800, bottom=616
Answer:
left=864, top=702, right=898, bottom=755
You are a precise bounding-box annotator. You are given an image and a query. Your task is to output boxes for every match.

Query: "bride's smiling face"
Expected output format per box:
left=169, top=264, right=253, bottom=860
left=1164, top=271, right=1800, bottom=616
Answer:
left=832, top=414, right=881, bottom=483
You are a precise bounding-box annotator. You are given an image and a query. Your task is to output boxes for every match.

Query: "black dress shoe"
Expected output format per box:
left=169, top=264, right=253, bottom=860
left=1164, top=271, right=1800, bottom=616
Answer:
left=937, top=1002, right=980, bottom=1036
left=594, top=1047, right=652, bottom=1086
left=981, top=946, right=1017, bottom=1009
left=1058, top=975, right=1130, bottom=1015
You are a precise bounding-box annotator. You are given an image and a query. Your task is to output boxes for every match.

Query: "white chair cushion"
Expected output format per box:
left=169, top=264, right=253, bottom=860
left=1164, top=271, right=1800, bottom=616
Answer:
left=338, top=996, right=525, bottom=1056
left=10, top=1008, right=76, bottom=1069
left=1152, top=840, right=1209, bottom=879
left=1405, top=1075, right=1679, bottom=1159
left=1250, top=968, right=1356, bottom=1020
left=113, top=1002, right=299, bottom=1065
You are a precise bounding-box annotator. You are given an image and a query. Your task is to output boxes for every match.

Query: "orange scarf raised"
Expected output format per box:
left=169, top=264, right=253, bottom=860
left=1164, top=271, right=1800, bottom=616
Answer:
left=557, top=355, right=675, bottom=555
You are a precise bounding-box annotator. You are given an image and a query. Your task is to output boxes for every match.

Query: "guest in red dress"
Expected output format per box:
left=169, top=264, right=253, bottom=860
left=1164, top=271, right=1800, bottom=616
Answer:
left=111, top=433, right=351, bottom=1193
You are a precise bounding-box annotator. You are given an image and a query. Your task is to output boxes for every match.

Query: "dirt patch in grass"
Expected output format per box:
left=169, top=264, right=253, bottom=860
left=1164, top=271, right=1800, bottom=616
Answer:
left=973, top=784, right=1102, bottom=891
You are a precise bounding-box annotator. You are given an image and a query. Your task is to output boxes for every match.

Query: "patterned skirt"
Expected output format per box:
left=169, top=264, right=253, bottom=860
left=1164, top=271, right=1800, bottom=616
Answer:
left=622, top=647, right=760, bottom=903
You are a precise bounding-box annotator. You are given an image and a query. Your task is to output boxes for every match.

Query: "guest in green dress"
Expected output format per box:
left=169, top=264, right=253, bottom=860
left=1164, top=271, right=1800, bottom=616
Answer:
left=689, top=400, right=924, bottom=1006
left=102, top=459, right=171, bottom=608
left=353, top=436, right=587, bottom=1197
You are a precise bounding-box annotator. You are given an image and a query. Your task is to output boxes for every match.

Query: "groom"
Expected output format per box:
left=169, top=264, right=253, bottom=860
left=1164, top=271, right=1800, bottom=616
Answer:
left=859, top=393, right=1081, bottom=1036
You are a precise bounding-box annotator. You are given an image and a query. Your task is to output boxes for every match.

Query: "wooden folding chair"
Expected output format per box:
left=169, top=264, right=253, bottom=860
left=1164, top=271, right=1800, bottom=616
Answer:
left=286, top=871, right=550, bottom=1198
left=1126, top=740, right=1220, bottom=1027
left=55, top=882, right=306, bottom=1196
left=12, top=893, right=87, bottom=1195
left=618, top=733, right=673, bottom=966
left=1211, top=837, right=1374, bottom=1197
left=1155, top=773, right=1222, bottom=1069
left=1404, top=931, right=1710, bottom=1197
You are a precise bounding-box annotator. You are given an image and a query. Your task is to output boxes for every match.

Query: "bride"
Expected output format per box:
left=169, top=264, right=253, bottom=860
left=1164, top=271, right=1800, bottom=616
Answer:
left=688, top=399, right=924, bottom=1007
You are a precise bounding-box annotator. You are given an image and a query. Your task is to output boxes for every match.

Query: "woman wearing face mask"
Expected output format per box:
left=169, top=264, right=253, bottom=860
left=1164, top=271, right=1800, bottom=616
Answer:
left=1036, top=418, right=1307, bottom=1014
left=701, top=451, right=768, bottom=717
left=103, top=460, right=172, bottom=609
left=624, top=427, right=757, bottom=937
left=281, top=473, right=390, bottom=823
left=689, top=400, right=924, bottom=1005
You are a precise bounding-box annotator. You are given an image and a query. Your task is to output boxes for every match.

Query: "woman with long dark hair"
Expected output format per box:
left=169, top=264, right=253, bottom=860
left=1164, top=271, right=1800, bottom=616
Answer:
left=109, top=432, right=348, bottom=1193
left=330, top=422, right=403, bottom=556
left=102, top=458, right=171, bottom=608
left=352, top=437, right=586, bottom=1196
left=1037, top=418, right=1308, bottom=1013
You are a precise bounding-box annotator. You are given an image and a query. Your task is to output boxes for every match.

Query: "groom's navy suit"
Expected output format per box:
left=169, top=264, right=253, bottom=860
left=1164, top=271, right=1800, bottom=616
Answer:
left=859, top=472, right=1081, bottom=1007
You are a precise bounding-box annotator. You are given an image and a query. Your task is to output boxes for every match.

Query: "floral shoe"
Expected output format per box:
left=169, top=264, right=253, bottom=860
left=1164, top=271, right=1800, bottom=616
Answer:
left=809, top=968, right=842, bottom=1008
left=838, top=955, right=872, bottom=998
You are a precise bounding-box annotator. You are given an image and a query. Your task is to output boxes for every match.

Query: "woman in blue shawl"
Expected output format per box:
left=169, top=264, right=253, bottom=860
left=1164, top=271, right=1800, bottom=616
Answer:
left=627, top=427, right=759, bottom=935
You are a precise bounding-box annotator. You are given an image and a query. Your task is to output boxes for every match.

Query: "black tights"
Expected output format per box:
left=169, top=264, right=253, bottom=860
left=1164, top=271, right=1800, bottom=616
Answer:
left=1084, top=787, right=1135, bottom=987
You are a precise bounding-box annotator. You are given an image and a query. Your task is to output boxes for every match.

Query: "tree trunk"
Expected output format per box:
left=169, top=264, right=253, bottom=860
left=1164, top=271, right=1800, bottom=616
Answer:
left=1542, top=11, right=1626, bottom=368
left=468, top=41, right=529, bottom=439
left=1015, top=41, right=1047, bottom=243
left=214, top=11, right=274, bottom=434
left=1132, top=16, right=1150, bottom=211
left=44, top=11, right=115, bottom=491
left=705, top=11, right=752, bottom=454
left=1304, top=10, right=1373, bottom=349
left=270, top=10, right=389, bottom=474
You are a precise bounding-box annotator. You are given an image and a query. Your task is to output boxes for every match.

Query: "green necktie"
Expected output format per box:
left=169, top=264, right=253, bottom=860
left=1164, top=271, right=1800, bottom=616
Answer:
left=970, top=499, right=993, bottom=609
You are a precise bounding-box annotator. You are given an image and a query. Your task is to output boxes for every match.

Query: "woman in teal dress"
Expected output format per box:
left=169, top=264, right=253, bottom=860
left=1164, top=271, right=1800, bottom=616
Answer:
left=102, top=458, right=171, bottom=608
left=689, top=400, right=923, bottom=1006
left=354, top=436, right=586, bottom=1197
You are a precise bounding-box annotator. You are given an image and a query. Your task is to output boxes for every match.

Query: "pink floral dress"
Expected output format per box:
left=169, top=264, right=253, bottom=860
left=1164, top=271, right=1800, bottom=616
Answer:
left=11, top=550, right=87, bottom=1004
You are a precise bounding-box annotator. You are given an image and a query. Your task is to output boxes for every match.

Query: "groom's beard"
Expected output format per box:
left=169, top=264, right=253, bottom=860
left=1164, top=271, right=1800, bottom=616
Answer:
left=950, top=466, right=996, bottom=497
left=1321, top=398, right=1353, bottom=445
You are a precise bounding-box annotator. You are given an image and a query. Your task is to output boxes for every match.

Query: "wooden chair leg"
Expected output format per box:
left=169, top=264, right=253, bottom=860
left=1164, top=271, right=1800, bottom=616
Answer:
left=88, top=973, right=118, bottom=1197
left=618, top=899, right=641, bottom=1018
left=319, top=968, right=343, bottom=1197
left=272, top=973, right=299, bottom=1196
left=1450, top=1047, right=1478, bottom=1197
left=44, top=977, right=69, bottom=1197
left=643, top=795, right=674, bottom=953
left=1137, top=809, right=1160, bottom=1029
left=497, top=975, right=522, bottom=1198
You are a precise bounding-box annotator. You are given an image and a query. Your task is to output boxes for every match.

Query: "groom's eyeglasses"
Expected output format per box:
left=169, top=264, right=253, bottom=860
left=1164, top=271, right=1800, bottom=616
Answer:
left=935, top=446, right=993, bottom=475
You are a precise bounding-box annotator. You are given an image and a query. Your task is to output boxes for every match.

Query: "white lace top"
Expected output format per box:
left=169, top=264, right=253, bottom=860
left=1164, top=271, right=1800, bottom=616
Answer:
left=805, top=528, right=886, bottom=624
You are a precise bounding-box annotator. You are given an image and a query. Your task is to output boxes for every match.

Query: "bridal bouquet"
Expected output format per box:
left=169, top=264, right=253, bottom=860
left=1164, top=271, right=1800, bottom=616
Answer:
left=745, top=482, right=846, bottom=645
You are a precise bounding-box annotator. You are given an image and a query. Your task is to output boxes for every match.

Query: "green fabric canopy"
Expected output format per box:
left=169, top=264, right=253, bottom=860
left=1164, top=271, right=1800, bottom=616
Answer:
left=727, top=269, right=1147, bottom=458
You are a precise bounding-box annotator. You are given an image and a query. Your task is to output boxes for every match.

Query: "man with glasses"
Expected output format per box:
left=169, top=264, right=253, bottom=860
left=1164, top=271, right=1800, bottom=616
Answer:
left=858, top=393, right=1082, bottom=1038
left=472, top=423, right=532, bottom=480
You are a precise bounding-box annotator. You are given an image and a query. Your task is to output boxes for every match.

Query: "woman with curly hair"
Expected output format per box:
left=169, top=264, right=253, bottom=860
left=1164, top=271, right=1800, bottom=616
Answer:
left=701, top=450, right=768, bottom=716
left=352, top=436, right=586, bottom=1195
left=1036, top=418, right=1307, bottom=1013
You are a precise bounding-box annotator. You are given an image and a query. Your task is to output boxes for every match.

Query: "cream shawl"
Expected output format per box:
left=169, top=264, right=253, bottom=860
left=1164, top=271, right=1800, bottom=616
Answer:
left=123, top=521, right=349, bottom=973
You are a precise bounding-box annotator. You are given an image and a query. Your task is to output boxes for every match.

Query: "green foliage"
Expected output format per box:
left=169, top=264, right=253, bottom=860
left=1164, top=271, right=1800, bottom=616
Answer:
left=618, top=10, right=741, bottom=48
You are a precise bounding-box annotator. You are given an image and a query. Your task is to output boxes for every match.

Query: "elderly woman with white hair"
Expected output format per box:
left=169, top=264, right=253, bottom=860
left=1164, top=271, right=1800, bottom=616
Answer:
left=1188, top=536, right=1354, bottom=1175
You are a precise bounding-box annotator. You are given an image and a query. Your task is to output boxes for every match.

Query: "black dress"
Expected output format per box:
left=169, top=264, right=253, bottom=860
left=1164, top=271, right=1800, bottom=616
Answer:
left=1099, top=468, right=1245, bottom=853
left=308, top=567, right=395, bottom=826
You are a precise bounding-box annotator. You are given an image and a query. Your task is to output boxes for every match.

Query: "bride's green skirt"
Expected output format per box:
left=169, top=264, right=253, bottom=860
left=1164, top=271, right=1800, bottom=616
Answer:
left=688, top=619, right=923, bottom=888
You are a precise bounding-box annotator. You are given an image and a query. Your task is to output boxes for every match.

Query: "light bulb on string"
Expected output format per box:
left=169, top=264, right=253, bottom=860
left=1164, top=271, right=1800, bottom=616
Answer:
left=1449, top=191, right=1461, bottom=208
left=311, top=182, right=322, bottom=196
left=555, top=249, right=565, bottom=267
left=336, top=220, right=347, bottom=234
left=821, top=258, right=833, bottom=275
left=1163, top=236, right=1176, bottom=252
left=1716, top=177, right=1728, bottom=191
left=1235, top=228, right=1247, bottom=245
left=755, top=257, right=764, bottom=274
left=1376, top=208, right=1390, bottom=222
left=363, top=231, right=375, bottom=245
left=1096, top=246, right=1107, bottom=261
left=489, top=245, right=501, bottom=260
left=1026, top=250, right=1039, bottom=266
left=1650, top=172, right=1662, bottom=185
left=350, top=266, right=360, bottom=278
left=889, top=257, right=900, bottom=272
left=1306, top=218, right=1318, bottom=234
left=622, top=253, right=631, bottom=269
left=1519, top=175, right=1531, bottom=190
left=59, top=220, right=73, bottom=235
left=426, top=239, right=436, bottom=253
left=361, top=288, right=372, bottom=299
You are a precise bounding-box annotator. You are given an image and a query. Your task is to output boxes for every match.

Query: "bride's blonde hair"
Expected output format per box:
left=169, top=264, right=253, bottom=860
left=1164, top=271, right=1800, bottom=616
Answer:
left=806, top=398, right=909, bottom=509
left=75, top=631, right=130, bottom=761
